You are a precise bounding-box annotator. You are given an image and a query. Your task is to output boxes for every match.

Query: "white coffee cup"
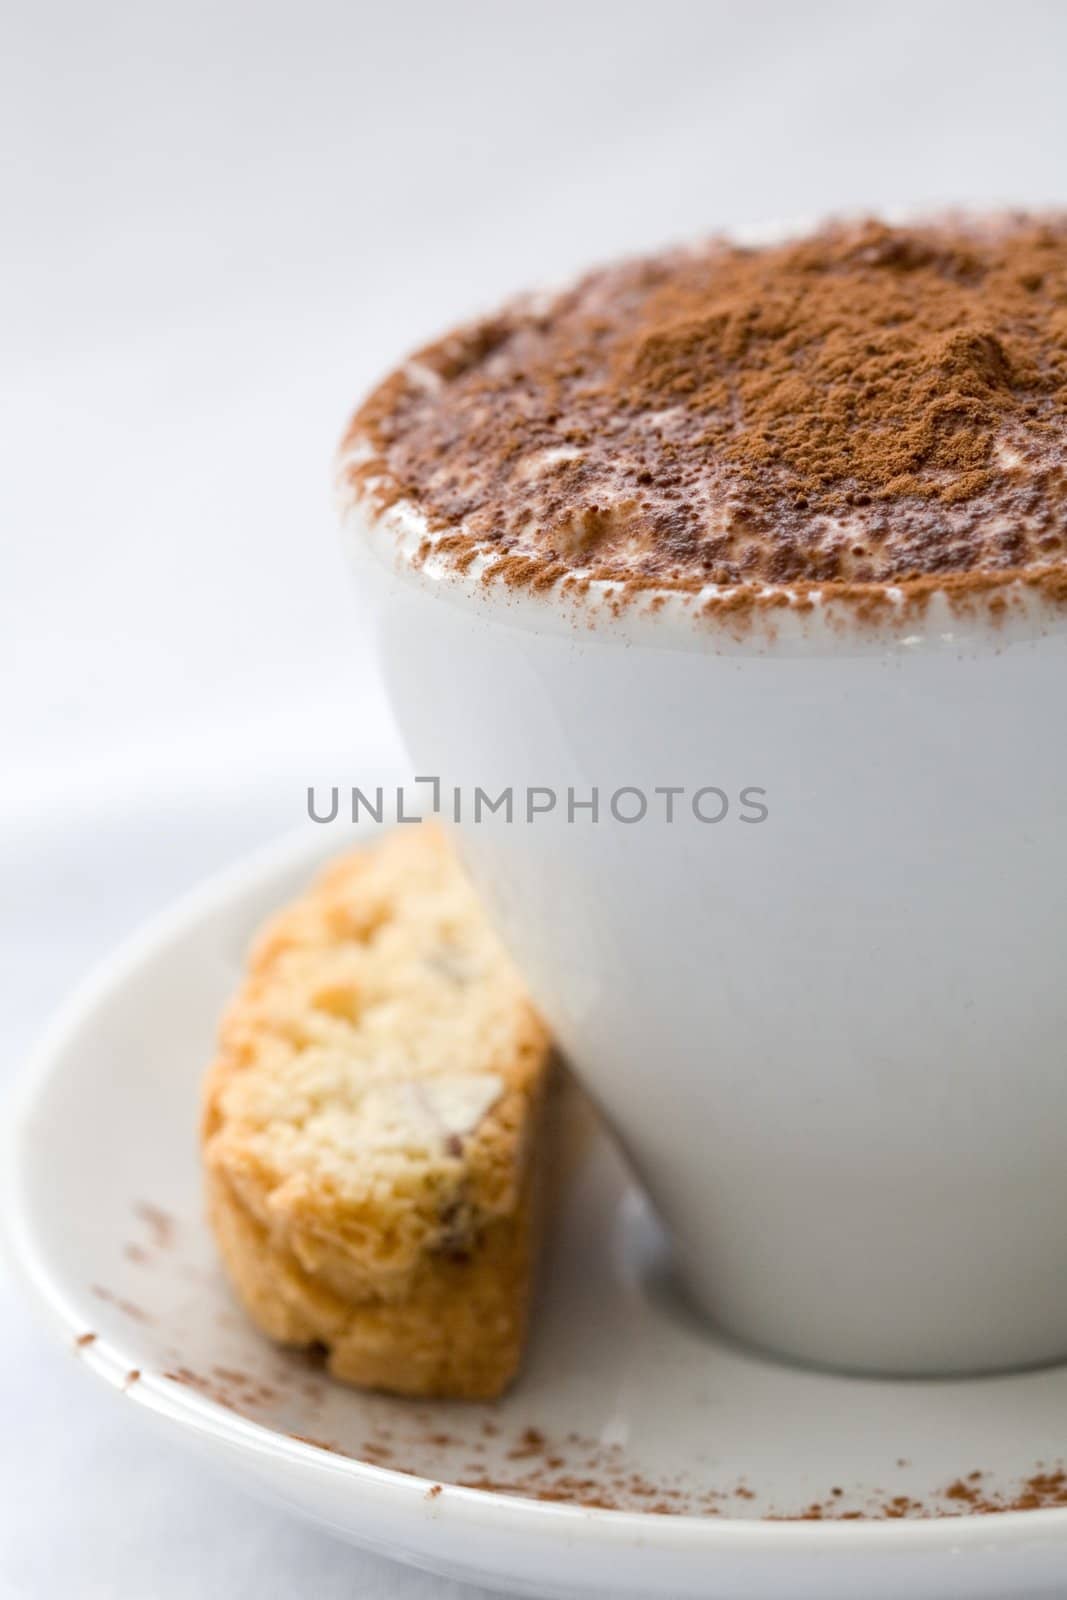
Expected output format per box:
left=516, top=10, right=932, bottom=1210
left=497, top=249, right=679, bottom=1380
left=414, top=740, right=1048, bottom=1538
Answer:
left=340, top=440, right=1067, bottom=1378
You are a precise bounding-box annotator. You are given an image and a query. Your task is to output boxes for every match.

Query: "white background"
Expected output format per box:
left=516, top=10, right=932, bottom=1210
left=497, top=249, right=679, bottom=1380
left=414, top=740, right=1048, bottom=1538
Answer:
left=3, top=2, right=1066, bottom=1594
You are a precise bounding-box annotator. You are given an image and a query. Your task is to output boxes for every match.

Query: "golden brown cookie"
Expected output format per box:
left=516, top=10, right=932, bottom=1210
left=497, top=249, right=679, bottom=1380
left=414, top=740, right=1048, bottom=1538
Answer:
left=201, top=825, right=554, bottom=1399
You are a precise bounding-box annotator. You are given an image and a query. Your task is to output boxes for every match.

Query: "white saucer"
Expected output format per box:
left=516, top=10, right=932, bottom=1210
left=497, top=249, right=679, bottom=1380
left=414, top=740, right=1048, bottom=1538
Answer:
left=7, top=826, right=1067, bottom=1599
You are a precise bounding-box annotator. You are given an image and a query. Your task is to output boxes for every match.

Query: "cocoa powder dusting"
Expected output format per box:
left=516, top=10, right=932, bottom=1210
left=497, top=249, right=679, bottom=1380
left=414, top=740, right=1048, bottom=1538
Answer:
left=344, top=216, right=1067, bottom=612
left=158, top=1349, right=1067, bottom=1519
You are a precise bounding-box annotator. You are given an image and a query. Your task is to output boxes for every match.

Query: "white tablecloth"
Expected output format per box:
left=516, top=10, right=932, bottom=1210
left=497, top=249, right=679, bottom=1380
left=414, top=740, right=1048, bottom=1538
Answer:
left=4, top=2, right=1066, bottom=1593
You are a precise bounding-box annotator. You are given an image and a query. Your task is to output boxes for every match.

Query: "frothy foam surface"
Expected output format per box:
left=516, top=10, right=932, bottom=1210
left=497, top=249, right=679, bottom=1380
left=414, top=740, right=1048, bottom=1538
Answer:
left=341, top=217, right=1067, bottom=615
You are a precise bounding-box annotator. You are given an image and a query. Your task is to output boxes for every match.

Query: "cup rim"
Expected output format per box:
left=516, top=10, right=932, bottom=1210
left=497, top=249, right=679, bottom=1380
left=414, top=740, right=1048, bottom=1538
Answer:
left=339, top=490, right=1067, bottom=659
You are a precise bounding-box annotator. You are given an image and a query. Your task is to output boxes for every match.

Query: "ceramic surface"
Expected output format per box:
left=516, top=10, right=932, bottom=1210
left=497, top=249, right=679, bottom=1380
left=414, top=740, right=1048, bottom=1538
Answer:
left=341, top=502, right=1067, bottom=1376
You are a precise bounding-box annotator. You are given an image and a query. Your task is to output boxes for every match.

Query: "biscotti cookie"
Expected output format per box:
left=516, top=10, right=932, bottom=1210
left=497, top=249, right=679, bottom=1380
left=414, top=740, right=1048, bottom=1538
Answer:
left=201, top=824, right=554, bottom=1400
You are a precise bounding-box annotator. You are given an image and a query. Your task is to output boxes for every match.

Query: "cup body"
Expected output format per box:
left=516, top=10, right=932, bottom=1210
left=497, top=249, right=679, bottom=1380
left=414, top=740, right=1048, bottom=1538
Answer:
left=345, top=512, right=1067, bottom=1374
